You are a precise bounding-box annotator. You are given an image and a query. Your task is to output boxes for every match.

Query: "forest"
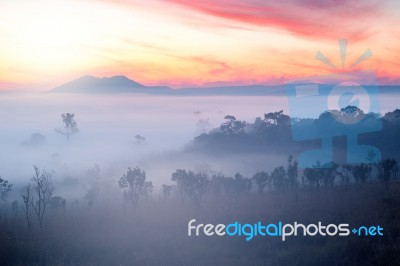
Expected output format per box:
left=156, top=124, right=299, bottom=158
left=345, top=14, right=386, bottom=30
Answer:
left=0, top=106, right=399, bottom=265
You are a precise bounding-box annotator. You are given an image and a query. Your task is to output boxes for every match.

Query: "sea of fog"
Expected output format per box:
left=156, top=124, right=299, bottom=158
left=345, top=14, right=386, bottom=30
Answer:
left=0, top=93, right=398, bottom=195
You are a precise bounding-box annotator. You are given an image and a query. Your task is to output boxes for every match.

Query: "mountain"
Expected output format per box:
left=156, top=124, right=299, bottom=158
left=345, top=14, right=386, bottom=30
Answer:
left=50, top=75, right=286, bottom=95
left=175, top=84, right=287, bottom=96
left=51, top=75, right=171, bottom=94
left=50, top=75, right=400, bottom=96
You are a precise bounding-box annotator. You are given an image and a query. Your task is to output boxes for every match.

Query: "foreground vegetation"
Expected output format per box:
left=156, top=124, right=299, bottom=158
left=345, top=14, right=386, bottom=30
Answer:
left=0, top=171, right=399, bottom=265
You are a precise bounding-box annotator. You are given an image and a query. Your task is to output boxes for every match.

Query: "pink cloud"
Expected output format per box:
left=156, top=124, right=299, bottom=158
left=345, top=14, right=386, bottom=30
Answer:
left=165, top=0, right=384, bottom=41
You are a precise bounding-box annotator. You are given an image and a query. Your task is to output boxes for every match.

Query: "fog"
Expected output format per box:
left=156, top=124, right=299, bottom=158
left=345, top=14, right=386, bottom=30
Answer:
left=0, top=93, right=291, bottom=195
left=1, top=93, right=398, bottom=190
left=1, top=92, right=399, bottom=265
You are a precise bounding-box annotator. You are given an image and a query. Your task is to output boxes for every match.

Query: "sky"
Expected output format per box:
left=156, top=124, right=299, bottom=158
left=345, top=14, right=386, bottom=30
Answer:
left=0, top=0, right=399, bottom=90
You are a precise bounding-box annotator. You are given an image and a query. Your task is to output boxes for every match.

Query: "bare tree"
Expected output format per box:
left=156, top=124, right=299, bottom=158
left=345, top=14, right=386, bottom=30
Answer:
left=11, top=200, right=19, bottom=224
left=30, top=165, right=54, bottom=230
left=55, top=113, right=79, bottom=142
left=21, top=185, right=32, bottom=230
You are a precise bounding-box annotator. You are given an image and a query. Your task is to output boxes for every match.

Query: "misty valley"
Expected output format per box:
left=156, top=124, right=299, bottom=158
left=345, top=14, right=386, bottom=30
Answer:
left=2, top=0, right=400, bottom=264
left=0, top=93, right=399, bottom=266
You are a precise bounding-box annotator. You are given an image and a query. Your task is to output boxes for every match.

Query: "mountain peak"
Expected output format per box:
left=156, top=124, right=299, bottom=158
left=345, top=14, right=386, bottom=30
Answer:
left=51, top=75, right=151, bottom=93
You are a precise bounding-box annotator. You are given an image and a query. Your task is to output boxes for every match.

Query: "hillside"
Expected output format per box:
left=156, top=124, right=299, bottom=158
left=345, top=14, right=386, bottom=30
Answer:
left=51, top=75, right=171, bottom=94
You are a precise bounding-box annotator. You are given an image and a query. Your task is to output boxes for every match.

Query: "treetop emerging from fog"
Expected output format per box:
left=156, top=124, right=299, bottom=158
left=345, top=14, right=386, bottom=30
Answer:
left=55, top=113, right=79, bottom=142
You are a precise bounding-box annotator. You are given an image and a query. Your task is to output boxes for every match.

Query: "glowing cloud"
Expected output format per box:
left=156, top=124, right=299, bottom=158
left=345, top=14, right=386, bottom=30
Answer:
left=0, top=0, right=399, bottom=90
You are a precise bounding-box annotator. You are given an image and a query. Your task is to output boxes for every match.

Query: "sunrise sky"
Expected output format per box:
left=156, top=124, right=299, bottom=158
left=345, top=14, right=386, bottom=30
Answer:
left=0, top=0, right=399, bottom=90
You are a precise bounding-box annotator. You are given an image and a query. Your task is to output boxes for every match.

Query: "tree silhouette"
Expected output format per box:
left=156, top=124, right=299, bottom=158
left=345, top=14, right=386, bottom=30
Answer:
left=252, top=171, right=269, bottom=195
left=171, top=169, right=209, bottom=206
left=171, top=169, right=192, bottom=205
left=351, top=164, right=372, bottom=184
left=134, top=134, right=146, bottom=145
left=303, top=162, right=338, bottom=188
left=196, top=119, right=211, bottom=135
left=49, top=196, right=66, bottom=212
left=209, top=173, right=226, bottom=197
left=220, top=115, right=246, bottom=135
left=55, top=113, right=79, bottom=142
left=377, top=158, right=398, bottom=189
left=22, top=133, right=45, bottom=147
left=193, top=172, right=209, bottom=206
left=141, top=181, right=153, bottom=201
left=0, top=176, right=12, bottom=201
left=233, top=173, right=251, bottom=194
left=340, top=164, right=353, bottom=185
left=271, top=166, right=286, bottom=191
left=21, top=185, right=32, bottom=230
left=30, top=165, right=54, bottom=230
left=321, top=162, right=339, bottom=187
left=264, top=110, right=290, bottom=126
left=287, top=155, right=298, bottom=190
left=303, top=162, right=323, bottom=188
left=162, top=184, right=172, bottom=199
left=118, top=167, right=151, bottom=213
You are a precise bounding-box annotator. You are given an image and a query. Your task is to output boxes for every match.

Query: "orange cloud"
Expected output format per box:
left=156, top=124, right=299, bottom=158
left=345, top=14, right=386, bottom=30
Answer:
left=1, top=0, right=399, bottom=90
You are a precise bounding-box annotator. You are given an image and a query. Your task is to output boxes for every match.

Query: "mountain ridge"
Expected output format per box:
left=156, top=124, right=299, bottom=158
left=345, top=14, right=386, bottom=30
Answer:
left=51, top=75, right=170, bottom=94
left=50, top=75, right=400, bottom=96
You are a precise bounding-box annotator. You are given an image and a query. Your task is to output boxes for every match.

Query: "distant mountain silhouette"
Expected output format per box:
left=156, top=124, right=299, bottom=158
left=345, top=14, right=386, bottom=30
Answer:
left=174, top=85, right=287, bottom=96
left=50, top=75, right=288, bottom=95
left=51, top=75, right=171, bottom=94
left=50, top=75, right=400, bottom=96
